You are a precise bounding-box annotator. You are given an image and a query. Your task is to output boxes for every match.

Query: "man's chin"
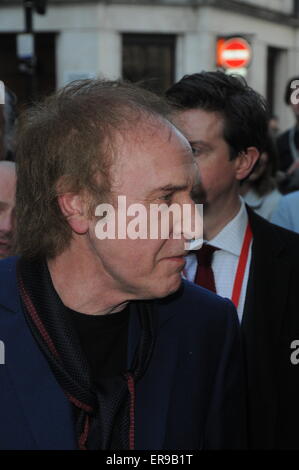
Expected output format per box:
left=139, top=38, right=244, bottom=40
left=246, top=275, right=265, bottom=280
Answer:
left=153, top=276, right=182, bottom=299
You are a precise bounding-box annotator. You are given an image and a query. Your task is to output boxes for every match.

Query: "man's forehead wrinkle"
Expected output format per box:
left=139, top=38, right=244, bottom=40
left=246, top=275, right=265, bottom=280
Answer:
left=189, top=139, right=212, bottom=149
left=109, top=113, right=196, bottom=198
left=148, top=162, right=198, bottom=195
left=149, top=183, right=188, bottom=195
left=115, top=110, right=193, bottom=161
left=139, top=118, right=172, bottom=145
left=114, top=124, right=169, bottom=167
left=115, top=117, right=156, bottom=149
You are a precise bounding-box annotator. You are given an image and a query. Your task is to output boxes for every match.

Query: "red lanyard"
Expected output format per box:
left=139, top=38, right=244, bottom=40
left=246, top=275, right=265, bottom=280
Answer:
left=231, top=223, right=253, bottom=309
left=183, top=223, right=253, bottom=309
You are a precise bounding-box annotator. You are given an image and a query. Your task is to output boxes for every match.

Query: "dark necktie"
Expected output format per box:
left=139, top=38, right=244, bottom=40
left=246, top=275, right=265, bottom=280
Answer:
left=194, top=244, right=218, bottom=292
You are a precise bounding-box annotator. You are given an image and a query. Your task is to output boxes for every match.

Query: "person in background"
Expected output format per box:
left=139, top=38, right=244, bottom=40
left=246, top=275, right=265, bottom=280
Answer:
left=269, top=114, right=280, bottom=138
left=240, top=134, right=282, bottom=221
left=277, top=77, right=299, bottom=175
left=0, top=160, right=16, bottom=258
left=166, top=71, right=299, bottom=449
left=271, top=190, right=299, bottom=233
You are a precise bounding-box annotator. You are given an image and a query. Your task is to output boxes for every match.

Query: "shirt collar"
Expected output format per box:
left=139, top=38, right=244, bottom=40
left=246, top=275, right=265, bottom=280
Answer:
left=207, top=199, right=248, bottom=256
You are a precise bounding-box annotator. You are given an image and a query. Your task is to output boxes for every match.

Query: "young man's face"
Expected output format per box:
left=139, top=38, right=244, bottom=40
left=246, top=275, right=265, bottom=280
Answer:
left=173, top=109, right=241, bottom=212
left=87, top=118, right=201, bottom=300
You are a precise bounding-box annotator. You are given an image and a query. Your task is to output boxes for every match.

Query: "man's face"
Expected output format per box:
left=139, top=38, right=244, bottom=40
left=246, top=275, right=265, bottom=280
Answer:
left=87, top=118, right=200, bottom=300
left=0, top=164, right=16, bottom=259
left=173, top=109, right=240, bottom=211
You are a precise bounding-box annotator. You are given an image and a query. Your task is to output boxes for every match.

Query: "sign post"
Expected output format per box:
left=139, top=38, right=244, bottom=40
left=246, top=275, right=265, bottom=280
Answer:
left=18, top=1, right=48, bottom=101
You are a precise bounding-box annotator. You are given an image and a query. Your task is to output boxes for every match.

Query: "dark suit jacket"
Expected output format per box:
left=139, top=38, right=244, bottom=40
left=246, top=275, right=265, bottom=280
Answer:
left=242, top=208, right=299, bottom=449
left=277, top=128, right=295, bottom=172
left=0, top=256, right=246, bottom=450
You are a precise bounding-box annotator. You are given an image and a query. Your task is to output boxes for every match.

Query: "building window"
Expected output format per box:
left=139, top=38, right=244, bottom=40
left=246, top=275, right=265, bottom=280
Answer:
left=122, top=34, right=175, bottom=94
left=294, top=0, right=299, bottom=17
left=0, top=32, right=56, bottom=106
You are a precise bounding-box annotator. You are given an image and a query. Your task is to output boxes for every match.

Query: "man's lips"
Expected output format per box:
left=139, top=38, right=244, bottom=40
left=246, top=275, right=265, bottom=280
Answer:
left=162, top=254, right=187, bottom=263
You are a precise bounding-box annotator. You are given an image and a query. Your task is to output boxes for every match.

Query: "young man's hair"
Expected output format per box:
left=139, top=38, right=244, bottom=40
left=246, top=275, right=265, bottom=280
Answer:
left=248, top=133, right=279, bottom=197
left=284, top=76, right=299, bottom=105
left=165, top=71, right=268, bottom=159
left=15, top=79, right=171, bottom=259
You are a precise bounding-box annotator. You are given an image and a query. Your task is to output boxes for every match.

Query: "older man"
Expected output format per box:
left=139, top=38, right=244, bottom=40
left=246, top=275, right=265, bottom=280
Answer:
left=0, top=160, right=16, bottom=258
left=0, top=80, right=245, bottom=450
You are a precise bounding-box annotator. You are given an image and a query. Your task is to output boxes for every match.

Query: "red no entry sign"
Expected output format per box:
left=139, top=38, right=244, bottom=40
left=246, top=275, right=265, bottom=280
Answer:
left=217, top=37, right=252, bottom=69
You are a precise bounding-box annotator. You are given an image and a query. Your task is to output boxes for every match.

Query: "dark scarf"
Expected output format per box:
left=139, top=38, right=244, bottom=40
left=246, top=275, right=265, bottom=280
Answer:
left=16, top=257, right=156, bottom=450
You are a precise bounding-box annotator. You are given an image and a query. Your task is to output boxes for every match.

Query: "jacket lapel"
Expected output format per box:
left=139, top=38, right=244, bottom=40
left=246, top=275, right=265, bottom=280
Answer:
left=127, top=288, right=183, bottom=449
left=241, top=209, right=290, bottom=447
left=242, top=208, right=288, bottom=336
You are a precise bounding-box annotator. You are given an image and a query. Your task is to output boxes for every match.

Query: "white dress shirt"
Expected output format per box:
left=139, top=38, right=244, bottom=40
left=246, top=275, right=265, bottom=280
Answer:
left=183, top=200, right=252, bottom=323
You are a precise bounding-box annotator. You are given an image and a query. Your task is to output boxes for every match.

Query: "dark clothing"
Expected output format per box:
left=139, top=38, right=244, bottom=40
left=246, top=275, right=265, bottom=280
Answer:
left=70, top=307, right=130, bottom=380
left=16, top=257, right=154, bottom=450
left=242, top=207, right=299, bottom=449
left=277, top=127, right=299, bottom=172
left=0, top=256, right=246, bottom=450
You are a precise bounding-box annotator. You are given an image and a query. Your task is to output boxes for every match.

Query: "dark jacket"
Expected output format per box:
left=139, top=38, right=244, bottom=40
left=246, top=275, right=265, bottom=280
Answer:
left=277, top=128, right=298, bottom=172
left=242, top=208, right=299, bottom=449
left=0, top=256, right=246, bottom=450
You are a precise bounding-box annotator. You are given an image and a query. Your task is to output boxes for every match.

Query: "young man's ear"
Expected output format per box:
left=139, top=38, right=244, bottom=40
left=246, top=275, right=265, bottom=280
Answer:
left=235, top=147, right=260, bottom=181
left=57, top=192, right=89, bottom=234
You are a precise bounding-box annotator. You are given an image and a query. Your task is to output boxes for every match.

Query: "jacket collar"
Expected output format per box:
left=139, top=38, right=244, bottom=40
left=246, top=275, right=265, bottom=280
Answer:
left=246, top=205, right=286, bottom=257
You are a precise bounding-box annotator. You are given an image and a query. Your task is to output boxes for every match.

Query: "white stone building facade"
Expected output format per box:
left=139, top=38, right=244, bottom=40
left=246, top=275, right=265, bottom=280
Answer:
left=1, top=0, right=299, bottom=130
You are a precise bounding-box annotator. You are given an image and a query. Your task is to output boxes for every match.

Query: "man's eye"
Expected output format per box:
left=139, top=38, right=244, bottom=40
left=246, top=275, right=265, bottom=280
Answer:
left=161, top=193, right=173, bottom=205
left=191, top=147, right=202, bottom=157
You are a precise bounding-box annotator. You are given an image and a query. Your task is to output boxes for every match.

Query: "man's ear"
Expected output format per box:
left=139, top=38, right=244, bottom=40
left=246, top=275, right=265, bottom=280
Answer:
left=57, top=192, right=89, bottom=234
left=235, top=147, right=260, bottom=181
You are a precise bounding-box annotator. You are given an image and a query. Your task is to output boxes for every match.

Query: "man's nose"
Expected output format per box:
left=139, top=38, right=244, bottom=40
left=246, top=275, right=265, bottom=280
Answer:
left=173, top=200, right=203, bottom=243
